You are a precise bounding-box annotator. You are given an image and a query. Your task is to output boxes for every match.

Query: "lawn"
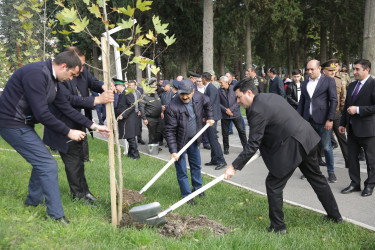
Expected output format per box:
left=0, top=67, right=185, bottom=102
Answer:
left=0, top=125, right=374, bottom=249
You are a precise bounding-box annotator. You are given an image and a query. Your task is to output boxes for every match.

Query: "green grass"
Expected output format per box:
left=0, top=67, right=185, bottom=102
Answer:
left=1, top=125, right=375, bottom=249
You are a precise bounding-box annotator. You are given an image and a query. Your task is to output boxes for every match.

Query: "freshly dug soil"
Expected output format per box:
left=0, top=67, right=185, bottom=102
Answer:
left=122, top=188, right=146, bottom=207
left=120, top=212, right=231, bottom=238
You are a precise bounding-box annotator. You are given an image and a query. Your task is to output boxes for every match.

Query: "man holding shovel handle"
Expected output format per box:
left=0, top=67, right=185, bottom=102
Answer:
left=164, top=79, right=214, bottom=205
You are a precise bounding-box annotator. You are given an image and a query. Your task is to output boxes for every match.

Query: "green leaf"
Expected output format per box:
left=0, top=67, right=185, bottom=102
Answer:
left=118, top=5, right=135, bottom=17
left=136, top=35, right=150, bottom=47
left=58, top=30, right=72, bottom=35
left=136, top=0, right=152, bottom=12
left=96, top=0, right=104, bottom=7
left=22, top=22, right=33, bottom=31
left=150, top=65, right=160, bottom=76
left=117, top=44, right=133, bottom=56
left=83, top=0, right=90, bottom=5
left=56, top=7, right=77, bottom=25
left=146, top=30, right=155, bottom=41
left=152, top=15, right=168, bottom=35
left=135, top=24, right=142, bottom=35
left=88, top=4, right=101, bottom=18
left=164, top=34, right=176, bottom=46
left=70, top=17, right=89, bottom=33
left=117, top=18, right=134, bottom=30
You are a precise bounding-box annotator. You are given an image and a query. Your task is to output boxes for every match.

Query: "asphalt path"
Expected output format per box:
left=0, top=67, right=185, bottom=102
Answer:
left=94, top=114, right=375, bottom=231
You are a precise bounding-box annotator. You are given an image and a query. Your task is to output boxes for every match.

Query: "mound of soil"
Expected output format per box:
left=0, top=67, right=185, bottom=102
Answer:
left=122, top=188, right=146, bottom=207
left=120, top=212, right=230, bottom=238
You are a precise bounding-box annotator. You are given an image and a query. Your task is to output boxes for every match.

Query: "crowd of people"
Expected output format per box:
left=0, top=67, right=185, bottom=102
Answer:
left=1, top=44, right=374, bottom=232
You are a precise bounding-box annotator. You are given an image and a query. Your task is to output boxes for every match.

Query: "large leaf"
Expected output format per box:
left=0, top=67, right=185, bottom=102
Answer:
left=136, top=0, right=152, bottom=12
left=56, top=7, right=77, bottom=25
left=145, top=30, right=156, bottom=42
left=83, top=0, right=90, bottom=5
left=164, top=34, right=176, bottom=46
left=88, top=4, right=101, bottom=18
left=70, top=17, right=89, bottom=33
left=135, top=24, right=142, bottom=35
left=150, top=65, right=160, bottom=76
left=117, top=18, right=134, bottom=30
left=118, top=5, right=135, bottom=17
left=152, top=16, right=168, bottom=35
left=136, top=35, right=150, bottom=46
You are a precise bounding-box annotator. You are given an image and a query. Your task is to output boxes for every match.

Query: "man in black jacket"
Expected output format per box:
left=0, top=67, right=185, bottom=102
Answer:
left=267, top=67, right=286, bottom=98
left=219, top=75, right=247, bottom=155
left=164, top=80, right=214, bottom=204
left=0, top=51, right=109, bottom=223
left=43, top=47, right=114, bottom=205
left=224, top=78, right=342, bottom=233
left=286, top=69, right=302, bottom=109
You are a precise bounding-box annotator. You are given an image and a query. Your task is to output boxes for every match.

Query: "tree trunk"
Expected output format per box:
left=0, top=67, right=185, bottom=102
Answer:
left=246, top=18, right=252, bottom=69
left=293, top=38, right=300, bottom=69
left=363, top=0, right=375, bottom=75
left=92, top=42, right=99, bottom=79
left=203, top=0, right=214, bottom=72
left=180, top=55, right=187, bottom=78
left=287, top=36, right=292, bottom=76
left=135, top=45, right=142, bottom=84
left=218, top=49, right=225, bottom=76
left=320, top=25, right=327, bottom=63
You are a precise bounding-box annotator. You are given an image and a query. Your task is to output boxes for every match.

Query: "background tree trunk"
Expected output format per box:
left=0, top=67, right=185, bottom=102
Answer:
left=320, top=25, right=327, bottom=63
left=135, top=44, right=142, bottom=83
left=246, top=18, right=252, bottom=69
left=180, top=55, right=187, bottom=78
left=363, top=0, right=375, bottom=75
left=203, top=0, right=214, bottom=72
left=287, top=37, right=292, bottom=76
left=293, top=38, right=300, bottom=69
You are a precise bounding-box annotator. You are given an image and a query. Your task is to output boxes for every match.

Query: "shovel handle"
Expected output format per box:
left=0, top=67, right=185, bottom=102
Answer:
left=139, top=123, right=211, bottom=194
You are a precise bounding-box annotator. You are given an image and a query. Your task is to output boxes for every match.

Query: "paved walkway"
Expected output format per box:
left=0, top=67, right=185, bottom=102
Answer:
left=95, top=115, right=375, bottom=231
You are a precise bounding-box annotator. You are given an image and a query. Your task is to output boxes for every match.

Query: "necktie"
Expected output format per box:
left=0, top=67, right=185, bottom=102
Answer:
left=351, top=81, right=361, bottom=102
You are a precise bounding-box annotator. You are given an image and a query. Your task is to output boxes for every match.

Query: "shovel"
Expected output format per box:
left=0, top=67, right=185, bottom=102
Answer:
left=130, top=152, right=261, bottom=226
left=139, top=123, right=211, bottom=194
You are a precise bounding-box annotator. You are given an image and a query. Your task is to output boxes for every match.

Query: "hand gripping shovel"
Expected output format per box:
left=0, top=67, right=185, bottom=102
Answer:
left=139, top=123, right=211, bottom=194
left=130, top=152, right=261, bottom=227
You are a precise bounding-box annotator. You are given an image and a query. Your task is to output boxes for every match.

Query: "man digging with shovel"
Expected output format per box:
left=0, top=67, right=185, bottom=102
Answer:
left=224, top=78, right=343, bottom=233
left=164, top=79, right=214, bottom=205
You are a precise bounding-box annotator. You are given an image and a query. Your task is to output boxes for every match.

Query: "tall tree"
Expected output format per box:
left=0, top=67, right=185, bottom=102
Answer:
left=363, top=0, right=375, bottom=74
left=203, top=0, right=214, bottom=72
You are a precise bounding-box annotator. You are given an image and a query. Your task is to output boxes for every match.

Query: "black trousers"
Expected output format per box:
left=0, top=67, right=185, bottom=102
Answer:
left=332, top=113, right=348, bottom=166
left=347, top=125, right=375, bottom=188
left=206, top=122, right=225, bottom=163
left=146, top=117, right=163, bottom=144
left=265, top=144, right=341, bottom=230
left=82, top=136, right=90, bottom=162
left=221, top=117, right=247, bottom=150
left=126, top=137, right=140, bottom=158
left=60, top=140, right=90, bottom=198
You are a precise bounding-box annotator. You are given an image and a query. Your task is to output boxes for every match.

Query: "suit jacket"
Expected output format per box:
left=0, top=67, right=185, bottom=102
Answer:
left=340, top=77, right=375, bottom=137
left=297, top=74, right=337, bottom=124
left=43, top=67, right=104, bottom=153
left=268, top=75, right=286, bottom=98
left=219, top=85, right=240, bottom=119
left=286, top=81, right=299, bottom=109
left=115, top=90, right=137, bottom=139
left=232, top=93, right=320, bottom=178
left=204, top=82, right=222, bottom=121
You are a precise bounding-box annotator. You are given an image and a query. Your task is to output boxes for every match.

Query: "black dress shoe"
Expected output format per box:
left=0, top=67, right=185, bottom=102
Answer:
left=341, top=185, right=361, bottom=194
left=332, top=144, right=338, bottom=149
left=187, top=199, right=196, bottom=205
left=267, top=226, right=287, bottom=234
left=138, top=139, right=146, bottom=145
left=205, top=161, right=218, bottom=166
left=198, top=192, right=206, bottom=198
left=85, top=192, right=98, bottom=201
left=224, top=149, right=229, bottom=155
left=203, top=145, right=211, bottom=150
left=319, top=160, right=327, bottom=166
left=82, top=197, right=97, bottom=207
left=56, top=216, right=70, bottom=224
left=228, top=131, right=233, bottom=135
left=322, top=215, right=344, bottom=224
left=361, top=186, right=374, bottom=197
left=215, top=161, right=227, bottom=170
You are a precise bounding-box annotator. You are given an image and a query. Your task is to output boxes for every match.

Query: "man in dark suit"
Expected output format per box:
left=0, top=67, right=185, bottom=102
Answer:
left=202, top=72, right=227, bottom=170
left=297, top=60, right=338, bottom=183
left=134, top=80, right=146, bottom=145
left=43, top=47, right=114, bottom=205
left=339, top=59, right=375, bottom=197
left=267, top=67, right=285, bottom=98
left=224, top=78, right=342, bottom=233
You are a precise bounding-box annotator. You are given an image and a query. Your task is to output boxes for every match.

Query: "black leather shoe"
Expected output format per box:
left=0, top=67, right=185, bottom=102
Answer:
left=319, top=160, right=327, bottom=166
left=138, top=139, right=146, bottom=145
left=341, top=185, right=361, bottom=194
left=85, top=192, right=97, bottom=201
left=215, top=161, right=227, bottom=170
left=187, top=199, right=196, bottom=205
left=224, top=149, right=229, bottom=155
left=24, top=201, right=40, bottom=207
left=332, top=144, right=338, bottom=149
left=323, top=215, right=344, bottom=224
left=361, top=186, right=374, bottom=197
left=82, top=197, right=97, bottom=207
left=205, top=161, right=218, bottom=166
left=198, top=192, right=206, bottom=198
left=228, top=131, right=233, bottom=135
left=56, top=216, right=70, bottom=224
left=203, top=145, right=211, bottom=150
left=267, top=226, right=287, bottom=234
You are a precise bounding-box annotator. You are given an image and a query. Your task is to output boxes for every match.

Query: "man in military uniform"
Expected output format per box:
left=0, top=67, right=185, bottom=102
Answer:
left=248, top=67, right=267, bottom=93
left=322, top=60, right=348, bottom=169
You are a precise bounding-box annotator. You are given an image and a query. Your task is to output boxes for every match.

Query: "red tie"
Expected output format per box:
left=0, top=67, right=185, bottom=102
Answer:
left=351, top=81, right=361, bottom=103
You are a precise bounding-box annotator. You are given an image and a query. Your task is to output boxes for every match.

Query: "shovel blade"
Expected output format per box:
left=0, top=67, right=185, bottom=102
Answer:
left=129, top=202, right=166, bottom=226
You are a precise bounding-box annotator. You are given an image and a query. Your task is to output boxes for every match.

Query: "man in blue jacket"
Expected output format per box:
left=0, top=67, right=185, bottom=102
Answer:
left=0, top=51, right=109, bottom=223
left=43, top=47, right=114, bottom=205
left=164, top=80, right=214, bottom=204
